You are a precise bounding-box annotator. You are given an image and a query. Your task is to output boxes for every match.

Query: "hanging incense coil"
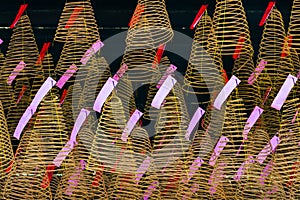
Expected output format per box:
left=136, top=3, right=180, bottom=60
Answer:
left=212, top=0, right=252, bottom=56
left=233, top=45, right=260, bottom=113
left=272, top=98, right=300, bottom=197
left=40, top=53, right=56, bottom=78
left=115, top=77, right=136, bottom=120
left=288, top=0, right=300, bottom=53
left=54, top=127, right=108, bottom=199
left=256, top=8, right=294, bottom=99
left=61, top=85, right=75, bottom=133
left=87, top=93, right=127, bottom=172
left=128, top=0, right=173, bottom=48
left=54, top=27, right=92, bottom=79
left=54, top=0, right=100, bottom=43
left=0, top=101, right=14, bottom=190
left=4, top=15, right=39, bottom=82
left=183, top=13, right=223, bottom=104
left=71, top=82, right=83, bottom=120
left=0, top=53, right=13, bottom=113
left=6, top=79, right=31, bottom=149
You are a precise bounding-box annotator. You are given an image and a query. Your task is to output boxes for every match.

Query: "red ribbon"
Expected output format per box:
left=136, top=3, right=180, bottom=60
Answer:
left=41, top=164, right=56, bottom=188
left=233, top=34, right=245, bottom=60
left=128, top=4, right=144, bottom=28
left=65, top=7, right=83, bottom=28
left=36, top=42, right=51, bottom=65
left=190, top=4, right=208, bottom=30
left=259, top=1, right=276, bottom=27
left=59, top=89, right=68, bottom=106
left=10, top=4, right=28, bottom=29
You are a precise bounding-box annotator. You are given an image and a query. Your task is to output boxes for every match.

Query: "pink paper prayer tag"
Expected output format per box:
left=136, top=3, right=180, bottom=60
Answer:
left=56, top=64, right=78, bottom=89
left=248, top=60, right=267, bottom=85
left=136, top=156, right=151, bottom=183
left=113, top=64, right=128, bottom=81
left=233, top=156, right=254, bottom=181
left=257, top=135, right=280, bottom=164
left=243, top=106, right=263, bottom=140
left=53, top=140, right=76, bottom=167
left=80, top=40, right=104, bottom=65
left=65, top=160, right=86, bottom=195
left=209, top=136, right=229, bottom=166
left=7, top=61, right=26, bottom=85
left=259, top=160, right=273, bottom=185
left=156, top=64, right=177, bottom=89
left=208, top=162, right=226, bottom=195
left=143, top=181, right=159, bottom=200
left=187, top=157, right=204, bottom=181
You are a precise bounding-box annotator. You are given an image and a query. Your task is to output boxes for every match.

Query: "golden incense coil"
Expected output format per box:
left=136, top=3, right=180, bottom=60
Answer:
left=61, top=85, right=75, bottom=133
left=212, top=0, right=252, bottom=56
left=54, top=0, right=100, bottom=43
left=0, top=101, right=14, bottom=190
left=288, top=0, right=300, bottom=53
left=128, top=0, right=173, bottom=48
left=0, top=53, right=13, bottom=113
left=4, top=15, right=39, bottom=81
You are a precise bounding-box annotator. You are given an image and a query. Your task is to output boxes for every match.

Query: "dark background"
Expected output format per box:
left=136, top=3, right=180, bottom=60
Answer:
left=0, top=0, right=294, bottom=74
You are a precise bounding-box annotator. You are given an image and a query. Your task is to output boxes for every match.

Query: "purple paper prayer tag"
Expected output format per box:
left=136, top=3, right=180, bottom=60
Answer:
left=185, top=107, right=205, bottom=141
left=143, top=181, right=158, bottom=200
left=213, top=75, right=241, bottom=110
left=56, top=64, right=78, bottom=89
left=233, top=156, right=254, bottom=181
left=80, top=40, right=104, bottom=65
left=259, top=160, right=273, bottom=185
left=93, top=77, right=118, bottom=112
left=53, top=140, right=76, bottom=167
left=243, top=106, right=263, bottom=140
left=257, top=135, right=280, bottom=164
left=151, top=75, right=177, bottom=109
left=7, top=61, right=26, bottom=85
left=157, top=64, right=177, bottom=89
left=271, top=74, right=297, bottom=110
left=209, top=136, right=229, bottom=166
left=136, top=156, right=151, bottom=183
left=121, top=109, right=143, bottom=142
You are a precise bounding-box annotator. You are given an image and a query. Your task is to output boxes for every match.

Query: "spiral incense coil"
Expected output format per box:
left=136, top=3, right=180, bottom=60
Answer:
left=212, top=94, right=247, bottom=198
left=54, top=127, right=108, bottom=200
left=54, top=27, right=92, bottom=79
left=233, top=46, right=260, bottom=113
left=87, top=93, right=127, bottom=172
left=256, top=8, right=294, bottom=99
left=3, top=130, right=53, bottom=199
left=61, top=85, right=75, bottom=134
left=6, top=79, right=31, bottom=148
left=0, top=52, right=13, bottom=114
left=127, top=0, right=173, bottom=48
left=290, top=48, right=300, bottom=73
left=212, top=0, right=252, bottom=56
left=143, top=56, right=170, bottom=120
left=40, top=53, right=56, bottom=78
left=129, top=127, right=152, bottom=165
left=288, top=0, right=300, bottom=53
left=49, top=174, right=61, bottom=198
left=71, top=82, right=83, bottom=120
left=28, top=94, right=69, bottom=169
left=272, top=98, right=300, bottom=197
left=4, top=15, right=39, bottom=82
left=115, top=77, right=136, bottom=120
left=0, top=101, right=14, bottom=189
left=183, top=13, right=223, bottom=102
left=54, top=0, right=100, bottom=43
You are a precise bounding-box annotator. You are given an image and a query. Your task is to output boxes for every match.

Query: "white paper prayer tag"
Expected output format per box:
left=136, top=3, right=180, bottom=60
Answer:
left=242, top=106, right=263, bottom=140
left=185, top=107, right=205, bottom=141
left=93, top=77, right=118, bottom=112
left=151, top=75, right=177, bottom=109
left=121, top=109, right=143, bottom=142
left=209, top=136, right=229, bottom=166
left=271, top=74, right=298, bottom=110
left=213, top=75, right=241, bottom=110
left=257, top=135, right=280, bottom=164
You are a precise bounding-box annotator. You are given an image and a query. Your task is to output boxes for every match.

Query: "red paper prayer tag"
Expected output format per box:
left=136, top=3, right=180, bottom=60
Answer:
left=5, top=160, right=14, bottom=173
left=190, top=4, right=208, bottom=30
left=65, top=7, right=83, bottom=28
left=92, top=165, right=104, bottom=187
left=41, top=164, right=56, bottom=188
left=128, top=4, right=144, bottom=27
left=10, top=4, right=28, bottom=29
left=281, top=36, right=293, bottom=58
left=221, top=69, right=229, bottom=84
left=36, top=42, right=51, bottom=65
left=262, top=87, right=272, bottom=106
left=233, top=34, right=246, bottom=60
left=60, top=89, right=68, bottom=107
left=152, top=44, right=166, bottom=69
left=259, top=1, right=276, bottom=27
left=16, top=85, right=27, bottom=104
